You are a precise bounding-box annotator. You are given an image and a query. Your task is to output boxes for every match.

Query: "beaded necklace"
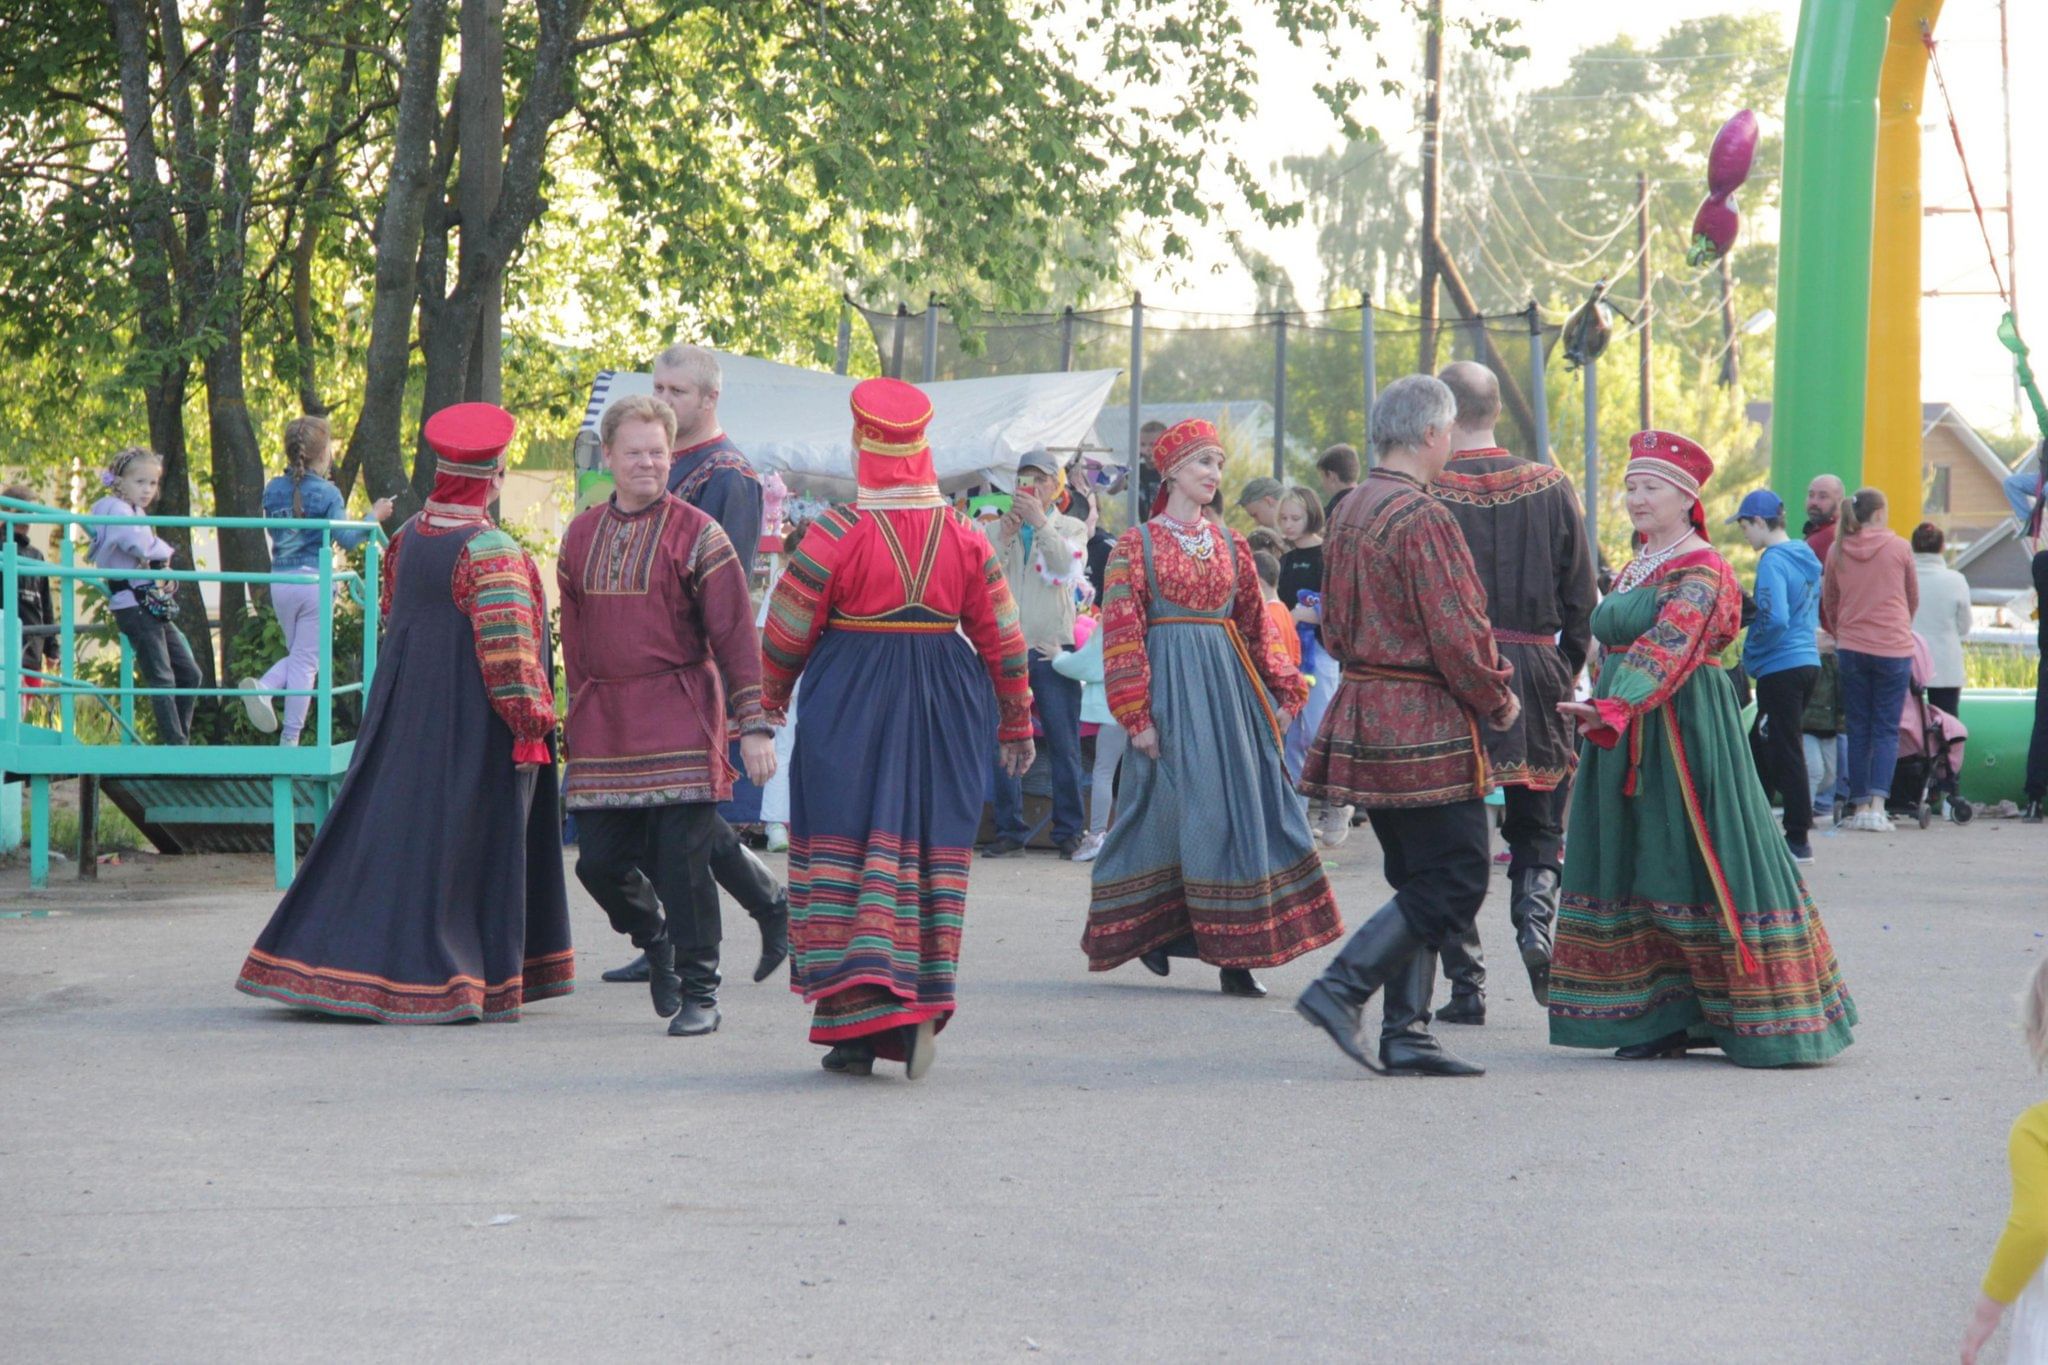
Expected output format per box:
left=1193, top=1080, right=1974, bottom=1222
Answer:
left=1156, top=511, right=1217, bottom=561
left=1613, top=532, right=1697, bottom=594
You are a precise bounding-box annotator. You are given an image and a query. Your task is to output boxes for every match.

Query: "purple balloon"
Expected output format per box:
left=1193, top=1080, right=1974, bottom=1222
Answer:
left=1708, top=109, right=1759, bottom=197
left=1688, top=195, right=1739, bottom=267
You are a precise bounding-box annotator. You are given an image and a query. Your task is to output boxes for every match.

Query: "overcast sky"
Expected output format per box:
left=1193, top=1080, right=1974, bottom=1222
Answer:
left=1130, top=1, right=2040, bottom=437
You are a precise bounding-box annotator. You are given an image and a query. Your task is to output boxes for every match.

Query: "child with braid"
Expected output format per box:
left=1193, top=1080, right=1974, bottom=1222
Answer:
left=243, top=416, right=393, bottom=742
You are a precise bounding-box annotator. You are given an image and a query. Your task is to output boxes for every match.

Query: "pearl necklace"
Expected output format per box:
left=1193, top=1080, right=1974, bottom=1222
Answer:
left=1614, top=532, right=1695, bottom=594
left=1157, top=511, right=1217, bottom=561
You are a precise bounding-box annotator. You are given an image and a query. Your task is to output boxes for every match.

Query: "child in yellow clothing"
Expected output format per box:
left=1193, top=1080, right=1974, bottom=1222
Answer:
left=1966, top=956, right=2048, bottom=1363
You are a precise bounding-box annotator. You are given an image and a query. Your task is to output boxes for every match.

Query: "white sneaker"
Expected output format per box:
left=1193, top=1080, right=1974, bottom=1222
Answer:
left=1317, top=804, right=1355, bottom=848
left=238, top=678, right=278, bottom=734
left=1069, top=830, right=1105, bottom=863
left=1866, top=808, right=1896, bottom=833
left=765, top=822, right=789, bottom=852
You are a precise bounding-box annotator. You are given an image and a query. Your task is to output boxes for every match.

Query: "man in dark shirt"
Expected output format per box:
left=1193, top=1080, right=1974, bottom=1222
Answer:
left=602, top=342, right=789, bottom=989
left=1317, top=442, right=1360, bottom=519
left=1428, top=362, right=1596, bottom=1021
left=657, top=344, right=764, bottom=575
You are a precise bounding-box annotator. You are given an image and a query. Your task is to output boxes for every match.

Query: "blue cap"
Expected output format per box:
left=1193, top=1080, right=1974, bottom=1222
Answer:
left=1727, top=488, right=1784, bottom=524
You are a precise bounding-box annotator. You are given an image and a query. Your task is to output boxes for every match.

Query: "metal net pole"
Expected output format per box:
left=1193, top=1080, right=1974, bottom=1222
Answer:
left=1273, top=313, right=1288, bottom=479
left=1128, top=294, right=1144, bottom=528
left=1583, top=356, right=1600, bottom=555
left=1527, top=303, right=1551, bottom=466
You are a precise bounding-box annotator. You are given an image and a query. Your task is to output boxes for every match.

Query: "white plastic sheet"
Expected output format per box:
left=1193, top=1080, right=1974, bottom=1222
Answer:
left=577, top=353, right=1120, bottom=497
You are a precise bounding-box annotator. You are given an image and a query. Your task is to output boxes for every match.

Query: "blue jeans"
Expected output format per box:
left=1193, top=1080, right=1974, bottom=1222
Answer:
left=1838, top=649, right=1912, bottom=803
left=993, top=654, right=1085, bottom=845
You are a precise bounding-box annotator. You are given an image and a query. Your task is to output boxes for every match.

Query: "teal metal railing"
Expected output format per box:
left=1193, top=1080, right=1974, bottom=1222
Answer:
left=0, top=493, right=387, bottom=888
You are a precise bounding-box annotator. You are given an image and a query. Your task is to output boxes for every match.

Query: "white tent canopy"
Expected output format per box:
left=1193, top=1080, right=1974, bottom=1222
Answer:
left=578, top=351, right=1121, bottom=498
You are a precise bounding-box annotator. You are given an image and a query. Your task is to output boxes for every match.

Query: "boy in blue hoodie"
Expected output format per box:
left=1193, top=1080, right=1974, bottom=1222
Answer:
left=1733, top=489, right=1825, bottom=863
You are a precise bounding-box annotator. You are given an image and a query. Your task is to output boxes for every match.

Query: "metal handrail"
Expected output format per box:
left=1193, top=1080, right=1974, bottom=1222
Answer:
left=0, top=492, right=388, bottom=751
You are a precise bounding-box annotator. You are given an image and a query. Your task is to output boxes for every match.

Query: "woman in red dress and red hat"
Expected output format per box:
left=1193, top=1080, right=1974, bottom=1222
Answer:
left=762, top=377, right=1034, bottom=1079
left=236, top=403, right=572, bottom=1023
left=1548, top=431, right=1856, bottom=1066
left=1080, top=418, right=1341, bottom=997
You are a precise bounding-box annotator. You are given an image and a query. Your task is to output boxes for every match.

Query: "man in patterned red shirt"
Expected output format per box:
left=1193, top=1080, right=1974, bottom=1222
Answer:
left=562, top=394, right=778, bottom=1037
left=1296, top=374, right=1519, bottom=1077
left=601, top=343, right=789, bottom=989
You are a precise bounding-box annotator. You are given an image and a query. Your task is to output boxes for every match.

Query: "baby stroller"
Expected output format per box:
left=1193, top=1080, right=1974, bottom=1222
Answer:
left=1888, top=632, right=1972, bottom=828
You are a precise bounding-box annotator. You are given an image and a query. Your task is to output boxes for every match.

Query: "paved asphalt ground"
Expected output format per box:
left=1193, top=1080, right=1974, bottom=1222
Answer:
left=2, top=813, right=2042, bottom=1362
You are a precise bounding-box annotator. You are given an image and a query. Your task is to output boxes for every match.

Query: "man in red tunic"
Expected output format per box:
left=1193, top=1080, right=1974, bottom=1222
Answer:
left=560, top=394, right=777, bottom=1037
left=1296, top=374, right=1519, bottom=1077
left=601, top=342, right=788, bottom=988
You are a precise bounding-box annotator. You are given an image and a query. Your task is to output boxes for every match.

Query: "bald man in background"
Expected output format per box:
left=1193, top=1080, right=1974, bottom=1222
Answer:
left=1427, top=361, right=1595, bottom=1022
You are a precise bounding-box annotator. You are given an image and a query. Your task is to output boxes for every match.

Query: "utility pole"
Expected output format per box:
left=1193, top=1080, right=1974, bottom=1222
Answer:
left=1636, top=170, right=1652, bottom=429
left=1417, top=0, right=1445, bottom=373
left=2000, top=0, right=2021, bottom=420
left=1716, top=255, right=1740, bottom=388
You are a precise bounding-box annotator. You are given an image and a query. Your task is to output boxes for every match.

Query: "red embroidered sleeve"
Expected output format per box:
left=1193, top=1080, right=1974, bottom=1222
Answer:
left=1584, top=560, right=1735, bottom=749
left=957, top=522, right=1034, bottom=743
left=1227, top=532, right=1308, bottom=717
left=453, top=529, right=556, bottom=765
left=1101, top=527, right=1153, bottom=734
left=761, top=507, right=855, bottom=715
left=687, top=521, right=769, bottom=734
left=1411, top=510, right=1514, bottom=722
left=379, top=529, right=401, bottom=625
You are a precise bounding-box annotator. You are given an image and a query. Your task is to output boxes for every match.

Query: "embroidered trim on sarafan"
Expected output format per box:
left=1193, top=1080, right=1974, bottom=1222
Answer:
left=787, top=830, right=968, bottom=1009
left=1082, top=849, right=1342, bottom=970
left=235, top=947, right=575, bottom=1023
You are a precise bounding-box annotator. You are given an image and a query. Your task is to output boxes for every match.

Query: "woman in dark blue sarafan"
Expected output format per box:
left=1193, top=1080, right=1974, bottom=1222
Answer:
left=235, top=402, right=572, bottom=1023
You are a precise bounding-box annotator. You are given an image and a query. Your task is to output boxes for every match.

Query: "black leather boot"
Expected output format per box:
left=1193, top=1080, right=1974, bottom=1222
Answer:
left=667, top=952, right=722, bottom=1036
left=1511, top=867, right=1560, bottom=1006
left=1378, top=949, right=1484, bottom=1076
left=753, top=894, right=790, bottom=983
left=1218, top=968, right=1266, bottom=998
left=1294, top=901, right=1423, bottom=1074
left=1139, top=932, right=1194, bottom=978
left=1435, top=924, right=1486, bottom=1024
left=645, top=936, right=682, bottom=1019
left=602, top=952, right=651, bottom=983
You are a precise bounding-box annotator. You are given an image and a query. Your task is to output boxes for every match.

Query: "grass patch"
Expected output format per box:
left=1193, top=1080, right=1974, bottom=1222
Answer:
left=45, top=795, right=145, bottom=855
left=1964, top=642, right=2038, bottom=690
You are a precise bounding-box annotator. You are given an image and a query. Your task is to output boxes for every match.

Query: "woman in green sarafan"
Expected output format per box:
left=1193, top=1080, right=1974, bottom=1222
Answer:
left=1552, top=431, right=1856, bottom=1067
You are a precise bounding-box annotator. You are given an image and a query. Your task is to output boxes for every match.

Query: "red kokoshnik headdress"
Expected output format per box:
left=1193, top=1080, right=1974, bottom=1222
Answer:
left=1148, top=418, right=1225, bottom=517
left=851, top=376, right=944, bottom=511
left=1625, top=429, right=1715, bottom=541
left=422, top=401, right=515, bottom=510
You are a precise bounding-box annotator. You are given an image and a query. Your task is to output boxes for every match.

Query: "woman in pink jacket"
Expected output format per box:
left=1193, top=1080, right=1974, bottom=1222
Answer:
left=1821, top=487, right=1919, bottom=832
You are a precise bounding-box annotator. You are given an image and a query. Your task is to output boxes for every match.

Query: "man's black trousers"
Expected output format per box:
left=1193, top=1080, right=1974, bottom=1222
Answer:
left=575, top=803, right=724, bottom=956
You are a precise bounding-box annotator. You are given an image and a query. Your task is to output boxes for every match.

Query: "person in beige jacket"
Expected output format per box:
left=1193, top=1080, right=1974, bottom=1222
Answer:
left=1910, top=521, right=1974, bottom=718
left=982, top=447, right=1091, bottom=858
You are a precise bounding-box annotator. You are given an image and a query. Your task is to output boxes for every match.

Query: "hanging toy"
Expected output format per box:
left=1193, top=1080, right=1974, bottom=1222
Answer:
left=1687, top=109, right=1759, bottom=267
left=1560, top=280, right=1616, bottom=372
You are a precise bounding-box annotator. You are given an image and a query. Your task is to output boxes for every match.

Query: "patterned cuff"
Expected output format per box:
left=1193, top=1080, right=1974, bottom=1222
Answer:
left=512, top=738, right=551, bottom=766
left=1582, top=696, right=1632, bottom=750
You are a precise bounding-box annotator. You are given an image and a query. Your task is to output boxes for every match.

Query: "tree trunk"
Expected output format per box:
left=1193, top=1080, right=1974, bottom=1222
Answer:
left=200, top=0, right=272, bottom=692
left=108, top=0, right=210, bottom=684
left=341, top=0, right=450, bottom=515
left=406, top=0, right=591, bottom=496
